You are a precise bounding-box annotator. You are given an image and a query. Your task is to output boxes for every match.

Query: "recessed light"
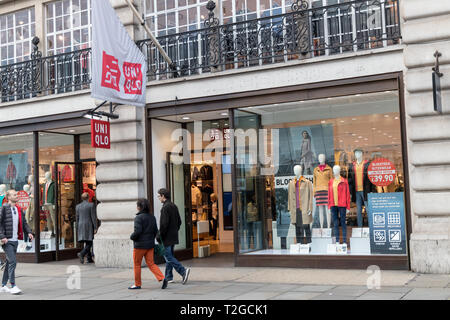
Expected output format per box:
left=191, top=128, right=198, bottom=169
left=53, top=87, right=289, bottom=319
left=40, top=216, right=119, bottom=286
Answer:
left=384, top=115, right=389, bottom=118
left=224, top=123, right=229, bottom=126
left=355, top=94, right=361, bottom=97
left=388, top=136, right=392, bottom=138
left=249, top=119, right=255, bottom=121
left=383, top=133, right=387, bottom=135
left=182, top=116, right=190, bottom=120
left=221, top=112, right=228, bottom=116
left=394, top=116, right=399, bottom=120
left=358, top=136, right=363, bottom=139
left=321, top=120, right=326, bottom=124
left=355, top=140, right=359, bottom=143
left=339, top=140, right=343, bottom=143
left=212, top=122, right=218, bottom=126
left=352, top=118, right=357, bottom=121
left=364, top=138, right=368, bottom=141
left=69, top=129, right=75, bottom=133
left=352, top=133, right=356, bottom=136
left=371, top=128, right=376, bottom=130
left=340, top=120, right=345, bottom=123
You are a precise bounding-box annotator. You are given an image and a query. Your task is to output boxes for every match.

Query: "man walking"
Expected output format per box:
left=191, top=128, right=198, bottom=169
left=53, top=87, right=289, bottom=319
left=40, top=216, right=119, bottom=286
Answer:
left=76, top=192, right=97, bottom=264
left=157, top=188, right=190, bottom=285
left=0, top=190, right=34, bottom=294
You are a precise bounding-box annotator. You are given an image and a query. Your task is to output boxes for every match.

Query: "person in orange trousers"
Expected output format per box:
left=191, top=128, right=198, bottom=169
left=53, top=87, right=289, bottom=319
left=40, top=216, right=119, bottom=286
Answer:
left=129, top=199, right=167, bottom=289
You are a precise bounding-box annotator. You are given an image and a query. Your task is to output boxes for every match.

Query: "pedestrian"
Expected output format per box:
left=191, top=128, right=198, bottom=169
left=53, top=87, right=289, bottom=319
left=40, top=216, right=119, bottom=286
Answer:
left=129, top=199, right=166, bottom=290
left=0, top=189, right=34, bottom=295
left=157, top=188, right=190, bottom=285
left=76, top=192, right=97, bottom=264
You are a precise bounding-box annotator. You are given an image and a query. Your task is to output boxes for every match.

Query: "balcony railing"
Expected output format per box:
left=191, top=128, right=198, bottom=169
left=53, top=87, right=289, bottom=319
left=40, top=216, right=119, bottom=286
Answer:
left=138, top=0, right=401, bottom=80
left=0, top=40, right=91, bottom=102
left=0, top=0, right=400, bottom=103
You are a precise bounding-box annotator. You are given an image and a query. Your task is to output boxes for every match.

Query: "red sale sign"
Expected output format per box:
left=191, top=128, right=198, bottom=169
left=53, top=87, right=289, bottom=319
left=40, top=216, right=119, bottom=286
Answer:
left=368, top=158, right=396, bottom=186
left=91, top=119, right=111, bottom=149
left=16, top=190, right=30, bottom=212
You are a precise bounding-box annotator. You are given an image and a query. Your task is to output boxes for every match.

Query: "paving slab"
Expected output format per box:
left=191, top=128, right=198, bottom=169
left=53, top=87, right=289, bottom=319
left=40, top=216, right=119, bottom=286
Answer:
left=229, top=291, right=284, bottom=300
left=325, top=285, right=369, bottom=297
left=356, top=292, right=406, bottom=300
left=273, top=291, right=323, bottom=300
left=311, top=293, right=356, bottom=300
left=293, top=285, right=336, bottom=292
left=401, top=288, right=450, bottom=300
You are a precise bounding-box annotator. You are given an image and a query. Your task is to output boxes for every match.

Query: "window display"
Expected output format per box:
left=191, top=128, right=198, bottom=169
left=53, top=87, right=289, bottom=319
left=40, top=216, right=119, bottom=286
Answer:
left=0, top=133, right=35, bottom=253
left=234, top=91, right=406, bottom=256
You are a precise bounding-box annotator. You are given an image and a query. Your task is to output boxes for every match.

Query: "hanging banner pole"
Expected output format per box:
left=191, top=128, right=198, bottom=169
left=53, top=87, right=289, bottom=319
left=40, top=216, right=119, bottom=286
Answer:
left=125, top=0, right=176, bottom=71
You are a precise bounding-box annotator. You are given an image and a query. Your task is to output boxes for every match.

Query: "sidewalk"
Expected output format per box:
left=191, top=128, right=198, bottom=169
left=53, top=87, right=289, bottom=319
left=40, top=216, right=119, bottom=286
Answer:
left=2, top=256, right=449, bottom=300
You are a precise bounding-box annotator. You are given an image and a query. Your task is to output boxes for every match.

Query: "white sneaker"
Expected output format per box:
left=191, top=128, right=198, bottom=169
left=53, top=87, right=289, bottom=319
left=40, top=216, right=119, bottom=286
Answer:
left=0, top=286, right=10, bottom=293
left=9, top=286, right=22, bottom=295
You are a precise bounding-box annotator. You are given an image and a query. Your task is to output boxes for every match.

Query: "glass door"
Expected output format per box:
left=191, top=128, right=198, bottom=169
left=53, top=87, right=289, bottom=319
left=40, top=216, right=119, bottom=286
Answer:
left=233, top=110, right=266, bottom=253
left=166, top=152, right=192, bottom=253
left=55, top=162, right=80, bottom=260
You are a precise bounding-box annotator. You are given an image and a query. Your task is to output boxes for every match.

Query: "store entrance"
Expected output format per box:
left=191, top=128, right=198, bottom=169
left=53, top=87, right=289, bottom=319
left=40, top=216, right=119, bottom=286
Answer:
left=160, top=112, right=234, bottom=259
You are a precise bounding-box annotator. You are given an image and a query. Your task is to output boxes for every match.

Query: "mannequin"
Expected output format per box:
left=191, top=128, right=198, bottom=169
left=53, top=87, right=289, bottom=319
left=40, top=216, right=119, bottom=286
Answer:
left=0, top=184, right=6, bottom=207
left=191, top=182, right=201, bottom=222
left=288, top=165, right=313, bottom=244
left=21, top=184, right=34, bottom=233
left=348, top=149, right=372, bottom=227
left=313, top=154, right=332, bottom=230
left=328, top=165, right=350, bottom=244
left=43, top=171, right=56, bottom=235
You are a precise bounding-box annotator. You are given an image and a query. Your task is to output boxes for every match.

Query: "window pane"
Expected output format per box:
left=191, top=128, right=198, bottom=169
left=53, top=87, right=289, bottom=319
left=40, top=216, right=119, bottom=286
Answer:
left=178, top=10, right=187, bottom=26
left=63, top=0, right=71, bottom=14
left=47, top=18, right=54, bottom=33
left=81, top=0, right=88, bottom=10
left=23, top=41, right=30, bottom=56
left=146, top=0, right=154, bottom=13
left=167, top=0, right=175, bottom=10
left=64, top=15, right=71, bottom=29
left=81, top=11, right=88, bottom=26
left=72, top=0, right=80, bottom=12
left=56, top=17, right=63, bottom=31
left=157, top=0, right=165, bottom=11
left=64, top=32, right=71, bottom=47
left=47, top=35, right=54, bottom=50
left=55, top=2, right=63, bottom=16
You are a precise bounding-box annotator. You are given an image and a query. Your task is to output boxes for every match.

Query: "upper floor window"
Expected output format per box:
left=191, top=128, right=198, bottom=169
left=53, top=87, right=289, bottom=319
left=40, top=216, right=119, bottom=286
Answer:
left=46, top=0, right=92, bottom=55
left=0, top=8, right=35, bottom=66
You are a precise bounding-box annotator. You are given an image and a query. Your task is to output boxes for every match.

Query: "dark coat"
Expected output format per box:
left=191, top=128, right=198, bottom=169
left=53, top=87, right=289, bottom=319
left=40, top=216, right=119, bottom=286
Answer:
left=159, top=200, right=181, bottom=247
left=76, top=200, right=97, bottom=241
left=348, top=161, right=374, bottom=202
left=0, top=204, right=33, bottom=241
left=130, top=211, right=158, bottom=249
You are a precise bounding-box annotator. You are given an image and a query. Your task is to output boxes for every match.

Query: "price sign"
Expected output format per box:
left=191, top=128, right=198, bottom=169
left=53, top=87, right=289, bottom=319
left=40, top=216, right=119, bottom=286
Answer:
left=368, top=158, right=396, bottom=186
left=16, top=190, right=30, bottom=212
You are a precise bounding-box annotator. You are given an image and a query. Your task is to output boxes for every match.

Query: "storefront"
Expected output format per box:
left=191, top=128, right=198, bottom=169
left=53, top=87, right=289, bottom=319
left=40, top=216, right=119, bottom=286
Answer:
left=0, top=112, right=96, bottom=263
left=147, top=72, right=411, bottom=270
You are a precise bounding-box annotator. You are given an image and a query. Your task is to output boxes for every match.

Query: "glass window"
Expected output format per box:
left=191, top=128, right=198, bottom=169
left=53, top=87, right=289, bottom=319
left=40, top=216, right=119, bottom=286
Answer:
left=234, top=91, right=407, bottom=256
left=46, top=0, right=92, bottom=54
left=39, top=133, right=75, bottom=252
left=0, top=133, right=35, bottom=253
left=0, top=8, right=35, bottom=65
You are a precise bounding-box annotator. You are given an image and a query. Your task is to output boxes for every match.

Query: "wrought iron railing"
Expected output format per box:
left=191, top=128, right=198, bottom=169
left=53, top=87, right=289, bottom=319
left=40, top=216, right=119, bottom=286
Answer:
left=0, top=37, right=91, bottom=102
left=138, top=0, right=401, bottom=80
left=0, top=0, right=400, bottom=102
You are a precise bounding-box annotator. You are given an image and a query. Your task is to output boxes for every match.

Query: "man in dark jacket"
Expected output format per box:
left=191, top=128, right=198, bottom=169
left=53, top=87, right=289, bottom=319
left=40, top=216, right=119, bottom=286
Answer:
left=0, top=190, right=34, bottom=295
left=76, top=193, right=97, bottom=264
left=157, top=188, right=190, bottom=285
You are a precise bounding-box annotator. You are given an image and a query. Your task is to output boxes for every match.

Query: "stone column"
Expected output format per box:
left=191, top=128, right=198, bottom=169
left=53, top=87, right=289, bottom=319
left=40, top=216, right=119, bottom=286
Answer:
left=93, top=0, right=147, bottom=268
left=402, top=0, right=450, bottom=273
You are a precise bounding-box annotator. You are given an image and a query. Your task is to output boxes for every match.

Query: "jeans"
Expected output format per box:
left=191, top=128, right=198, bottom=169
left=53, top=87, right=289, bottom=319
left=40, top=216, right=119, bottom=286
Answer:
left=163, top=245, right=186, bottom=281
left=79, top=240, right=93, bottom=261
left=331, top=206, right=347, bottom=244
left=355, top=191, right=367, bottom=227
left=295, top=209, right=311, bottom=244
left=2, top=241, right=18, bottom=286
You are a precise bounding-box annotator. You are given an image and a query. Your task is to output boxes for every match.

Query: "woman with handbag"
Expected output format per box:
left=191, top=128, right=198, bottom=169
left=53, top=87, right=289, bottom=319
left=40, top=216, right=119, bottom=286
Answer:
left=129, top=199, right=167, bottom=290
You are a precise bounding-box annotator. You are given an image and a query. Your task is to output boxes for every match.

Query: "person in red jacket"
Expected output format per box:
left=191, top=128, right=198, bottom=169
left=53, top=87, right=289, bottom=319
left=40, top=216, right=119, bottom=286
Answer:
left=328, top=165, right=351, bottom=244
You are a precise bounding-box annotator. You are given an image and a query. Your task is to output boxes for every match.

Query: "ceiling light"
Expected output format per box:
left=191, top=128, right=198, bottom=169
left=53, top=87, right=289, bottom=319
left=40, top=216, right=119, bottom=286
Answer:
left=383, top=133, right=387, bottom=135
left=83, top=114, right=102, bottom=120
left=355, top=140, right=359, bottom=143
left=372, top=128, right=376, bottom=130
left=340, top=120, right=345, bottom=123
left=220, top=112, right=228, bottom=116
left=69, top=129, right=75, bottom=133
left=364, top=138, right=368, bottom=141
left=352, top=133, right=356, bottom=136
left=358, top=136, right=363, bottom=139
left=384, top=115, right=389, bottom=118
left=182, top=116, right=190, bottom=120
left=224, top=123, right=229, bottom=126
left=395, top=116, right=399, bottom=120
left=321, top=120, right=326, bottom=124
left=352, top=118, right=357, bottom=121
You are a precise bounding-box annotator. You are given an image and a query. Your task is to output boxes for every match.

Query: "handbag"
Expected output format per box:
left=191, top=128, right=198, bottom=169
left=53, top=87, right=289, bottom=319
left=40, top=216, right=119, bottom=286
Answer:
left=154, top=232, right=165, bottom=257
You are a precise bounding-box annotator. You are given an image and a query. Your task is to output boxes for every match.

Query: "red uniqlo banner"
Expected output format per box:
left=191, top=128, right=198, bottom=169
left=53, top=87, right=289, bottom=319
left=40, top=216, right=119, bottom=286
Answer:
left=16, top=190, right=30, bottom=212
left=91, top=119, right=111, bottom=149
left=368, top=158, right=396, bottom=186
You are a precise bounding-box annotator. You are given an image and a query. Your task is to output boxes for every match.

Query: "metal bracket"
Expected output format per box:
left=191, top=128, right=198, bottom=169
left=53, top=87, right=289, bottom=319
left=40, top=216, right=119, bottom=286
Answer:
left=432, top=51, right=443, bottom=77
left=84, top=101, right=120, bottom=120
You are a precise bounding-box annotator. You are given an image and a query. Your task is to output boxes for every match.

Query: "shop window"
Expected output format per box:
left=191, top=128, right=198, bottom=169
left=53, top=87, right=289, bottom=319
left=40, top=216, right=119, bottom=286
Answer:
left=234, top=91, right=407, bottom=256
left=39, top=133, right=75, bottom=252
left=0, top=133, right=34, bottom=253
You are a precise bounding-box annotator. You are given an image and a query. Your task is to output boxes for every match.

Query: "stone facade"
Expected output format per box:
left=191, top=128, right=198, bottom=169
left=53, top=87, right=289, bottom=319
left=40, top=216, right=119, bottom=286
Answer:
left=402, top=0, right=450, bottom=273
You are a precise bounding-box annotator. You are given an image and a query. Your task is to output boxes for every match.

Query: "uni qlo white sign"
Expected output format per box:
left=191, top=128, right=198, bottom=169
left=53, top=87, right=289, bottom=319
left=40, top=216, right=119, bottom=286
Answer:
left=91, top=0, right=147, bottom=107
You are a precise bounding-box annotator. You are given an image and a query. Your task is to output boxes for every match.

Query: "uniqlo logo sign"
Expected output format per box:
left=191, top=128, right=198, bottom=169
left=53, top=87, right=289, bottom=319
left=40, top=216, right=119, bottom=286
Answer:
left=91, top=119, right=111, bottom=149
left=123, top=62, right=143, bottom=94
left=100, top=51, right=143, bottom=95
left=101, top=51, right=121, bottom=92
